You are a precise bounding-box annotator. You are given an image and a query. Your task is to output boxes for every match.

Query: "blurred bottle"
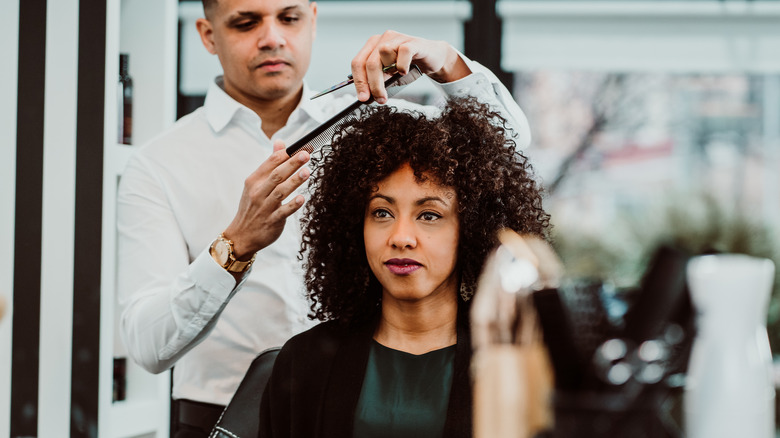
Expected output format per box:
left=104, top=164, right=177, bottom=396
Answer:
left=118, top=53, right=133, bottom=145
left=113, top=357, right=126, bottom=402
left=471, top=231, right=557, bottom=438
left=684, top=254, right=775, bottom=438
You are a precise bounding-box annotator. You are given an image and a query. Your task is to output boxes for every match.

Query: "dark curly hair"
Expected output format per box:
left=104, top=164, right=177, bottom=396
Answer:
left=300, top=97, right=550, bottom=326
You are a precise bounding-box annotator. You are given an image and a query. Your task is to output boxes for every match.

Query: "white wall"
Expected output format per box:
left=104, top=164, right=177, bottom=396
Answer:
left=498, top=1, right=780, bottom=73
left=0, top=0, right=19, bottom=435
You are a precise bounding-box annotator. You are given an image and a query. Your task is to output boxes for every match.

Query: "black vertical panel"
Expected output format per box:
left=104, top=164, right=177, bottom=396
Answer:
left=464, top=0, right=514, bottom=90
left=71, top=0, right=106, bottom=436
left=10, top=0, right=47, bottom=436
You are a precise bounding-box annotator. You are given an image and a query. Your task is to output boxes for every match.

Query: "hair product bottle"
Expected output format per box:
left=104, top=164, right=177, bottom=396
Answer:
left=118, top=53, right=133, bottom=145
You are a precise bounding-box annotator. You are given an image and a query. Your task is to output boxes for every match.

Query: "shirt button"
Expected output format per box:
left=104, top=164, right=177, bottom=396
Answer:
left=458, top=88, right=468, bottom=94
left=298, top=317, right=306, bottom=323
left=477, top=79, right=485, bottom=85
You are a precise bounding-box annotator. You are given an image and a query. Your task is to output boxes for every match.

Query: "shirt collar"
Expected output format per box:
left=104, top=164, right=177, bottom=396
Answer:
left=204, top=76, right=247, bottom=133
left=297, top=82, right=331, bottom=124
left=204, top=76, right=330, bottom=133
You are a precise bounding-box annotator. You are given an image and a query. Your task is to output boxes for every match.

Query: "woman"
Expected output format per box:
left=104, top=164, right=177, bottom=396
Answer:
left=259, top=97, right=550, bottom=438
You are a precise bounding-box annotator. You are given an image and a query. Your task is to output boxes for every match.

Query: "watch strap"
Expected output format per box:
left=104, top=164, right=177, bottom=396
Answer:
left=210, top=234, right=256, bottom=274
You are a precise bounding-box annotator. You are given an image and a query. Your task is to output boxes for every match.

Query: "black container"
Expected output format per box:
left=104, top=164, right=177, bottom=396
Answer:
left=118, top=54, right=133, bottom=145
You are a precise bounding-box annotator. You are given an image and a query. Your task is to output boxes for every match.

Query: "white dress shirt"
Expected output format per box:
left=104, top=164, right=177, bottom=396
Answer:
left=116, top=55, right=531, bottom=405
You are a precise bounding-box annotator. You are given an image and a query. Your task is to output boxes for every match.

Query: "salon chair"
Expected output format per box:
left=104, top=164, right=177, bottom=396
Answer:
left=208, top=346, right=281, bottom=438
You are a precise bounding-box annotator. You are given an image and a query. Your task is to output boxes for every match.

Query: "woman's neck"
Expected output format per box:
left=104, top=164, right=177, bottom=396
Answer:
left=374, top=294, right=459, bottom=355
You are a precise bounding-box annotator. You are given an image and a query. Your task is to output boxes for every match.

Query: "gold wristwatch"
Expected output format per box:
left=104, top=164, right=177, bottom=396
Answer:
left=209, top=234, right=256, bottom=274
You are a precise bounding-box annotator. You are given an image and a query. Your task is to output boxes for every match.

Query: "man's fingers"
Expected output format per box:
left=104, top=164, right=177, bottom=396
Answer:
left=351, top=35, right=380, bottom=102
left=394, top=41, right=418, bottom=75
left=377, top=36, right=405, bottom=72
left=257, top=151, right=310, bottom=202
left=365, top=52, right=388, bottom=103
left=249, top=147, right=295, bottom=182
left=266, top=164, right=310, bottom=203
left=279, top=194, right=306, bottom=218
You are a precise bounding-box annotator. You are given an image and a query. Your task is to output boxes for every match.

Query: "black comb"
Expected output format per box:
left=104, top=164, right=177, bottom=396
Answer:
left=285, top=65, right=423, bottom=157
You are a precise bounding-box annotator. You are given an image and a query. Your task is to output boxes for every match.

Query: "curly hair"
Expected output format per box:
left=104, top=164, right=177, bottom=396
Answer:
left=300, top=97, right=550, bottom=325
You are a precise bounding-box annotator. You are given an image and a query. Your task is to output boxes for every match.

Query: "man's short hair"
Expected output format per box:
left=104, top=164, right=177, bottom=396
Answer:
left=202, top=0, right=311, bottom=16
left=201, top=0, right=216, bottom=17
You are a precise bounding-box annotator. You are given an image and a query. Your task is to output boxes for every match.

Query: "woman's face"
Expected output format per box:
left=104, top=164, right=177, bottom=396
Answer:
left=363, top=164, right=460, bottom=305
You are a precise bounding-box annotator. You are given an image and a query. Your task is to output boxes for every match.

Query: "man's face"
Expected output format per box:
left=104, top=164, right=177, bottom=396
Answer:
left=197, top=0, right=316, bottom=104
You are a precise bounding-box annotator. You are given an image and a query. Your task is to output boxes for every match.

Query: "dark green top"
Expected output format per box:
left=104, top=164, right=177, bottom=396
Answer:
left=353, top=340, right=456, bottom=438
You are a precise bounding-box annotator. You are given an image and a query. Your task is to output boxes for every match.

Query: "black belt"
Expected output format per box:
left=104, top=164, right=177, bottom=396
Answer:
left=176, top=399, right=226, bottom=433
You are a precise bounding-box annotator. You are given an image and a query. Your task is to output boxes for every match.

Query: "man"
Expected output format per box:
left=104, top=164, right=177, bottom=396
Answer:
left=116, top=0, right=531, bottom=436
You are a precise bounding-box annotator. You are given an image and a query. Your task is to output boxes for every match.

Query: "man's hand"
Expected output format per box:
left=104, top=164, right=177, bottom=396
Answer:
left=350, top=30, right=472, bottom=104
left=222, top=140, right=310, bottom=260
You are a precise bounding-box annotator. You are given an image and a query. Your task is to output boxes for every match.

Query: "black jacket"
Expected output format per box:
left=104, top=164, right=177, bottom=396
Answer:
left=258, top=311, right=473, bottom=438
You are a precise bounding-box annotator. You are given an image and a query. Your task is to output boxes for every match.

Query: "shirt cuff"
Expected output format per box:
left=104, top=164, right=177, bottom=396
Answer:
left=188, top=248, right=240, bottom=302
left=437, top=71, right=495, bottom=102
left=435, top=49, right=532, bottom=149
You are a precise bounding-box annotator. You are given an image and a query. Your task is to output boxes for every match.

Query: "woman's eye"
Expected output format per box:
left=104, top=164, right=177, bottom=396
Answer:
left=372, top=209, right=392, bottom=219
left=419, top=212, right=441, bottom=221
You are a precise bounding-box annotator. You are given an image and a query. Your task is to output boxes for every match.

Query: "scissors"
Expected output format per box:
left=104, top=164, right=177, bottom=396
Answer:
left=310, top=63, right=398, bottom=100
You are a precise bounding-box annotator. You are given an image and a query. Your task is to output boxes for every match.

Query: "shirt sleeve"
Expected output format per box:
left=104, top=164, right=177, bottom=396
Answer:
left=116, top=153, right=248, bottom=374
left=435, top=50, right=532, bottom=149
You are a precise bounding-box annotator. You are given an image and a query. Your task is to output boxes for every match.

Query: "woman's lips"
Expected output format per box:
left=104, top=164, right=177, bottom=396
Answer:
left=385, top=258, right=422, bottom=275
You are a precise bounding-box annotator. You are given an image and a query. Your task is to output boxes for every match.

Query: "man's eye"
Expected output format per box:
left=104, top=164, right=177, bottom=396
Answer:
left=280, top=15, right=299, bottom=24
left=234, top=21, right=255, bottom=30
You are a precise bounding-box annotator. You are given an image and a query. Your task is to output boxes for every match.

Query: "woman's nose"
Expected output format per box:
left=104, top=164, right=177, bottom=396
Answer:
left=389, top=219, right=417, bottom=249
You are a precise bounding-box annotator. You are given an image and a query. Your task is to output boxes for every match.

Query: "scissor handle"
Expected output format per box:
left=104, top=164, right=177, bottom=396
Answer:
left=346, top=63, right=398, bottom=80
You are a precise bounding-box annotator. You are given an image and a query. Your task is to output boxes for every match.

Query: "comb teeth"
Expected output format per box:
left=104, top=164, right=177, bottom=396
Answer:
left=286, top=65, right=423, bottom=158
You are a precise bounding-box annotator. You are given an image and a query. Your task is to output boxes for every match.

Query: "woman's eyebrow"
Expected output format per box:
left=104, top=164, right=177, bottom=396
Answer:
left=368, top=195, right=451, bottom=206
left=415, top=196, right=449, bottom=207
left=368, top=194, right=394, bottom=204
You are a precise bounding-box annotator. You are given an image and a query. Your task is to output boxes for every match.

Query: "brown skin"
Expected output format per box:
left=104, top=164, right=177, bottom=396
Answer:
left=196, top=0, right=476, bottom=274
left=196, top=0, right=317, bottom=137
left=349, top=30, right=472, bottom=104
left=364, top=164, right=461, bottom=353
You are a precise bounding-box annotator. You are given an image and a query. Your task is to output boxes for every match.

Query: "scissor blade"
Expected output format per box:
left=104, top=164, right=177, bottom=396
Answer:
left=310, top=63, right=399, bottom=100
left=310, top=78, right=353, bottom=100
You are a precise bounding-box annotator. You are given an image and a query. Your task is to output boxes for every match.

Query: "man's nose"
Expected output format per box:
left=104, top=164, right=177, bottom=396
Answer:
left=258, top=22, right=286, bottom=50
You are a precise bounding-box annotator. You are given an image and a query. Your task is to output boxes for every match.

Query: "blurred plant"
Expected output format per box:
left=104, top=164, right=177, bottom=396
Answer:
left=550, top=192, right=780, bottom=354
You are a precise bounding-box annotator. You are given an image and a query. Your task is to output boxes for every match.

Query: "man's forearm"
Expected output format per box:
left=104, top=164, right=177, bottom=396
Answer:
left=118, top=249, right=241, bottom=373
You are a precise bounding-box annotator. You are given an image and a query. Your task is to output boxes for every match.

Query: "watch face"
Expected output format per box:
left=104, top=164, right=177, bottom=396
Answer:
left=212, top=239, right=230, bottom=266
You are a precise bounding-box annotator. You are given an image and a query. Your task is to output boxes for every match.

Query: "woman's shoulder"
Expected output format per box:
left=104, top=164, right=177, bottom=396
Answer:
left=290, top=319, right=344, bottom=340
left=279, top=320, right=355, bottom=360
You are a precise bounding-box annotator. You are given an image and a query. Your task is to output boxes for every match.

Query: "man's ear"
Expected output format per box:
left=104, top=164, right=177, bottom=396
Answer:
left=196, top=18, right=217, bottom=55
left=310, top=2, right=318, bottom=41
